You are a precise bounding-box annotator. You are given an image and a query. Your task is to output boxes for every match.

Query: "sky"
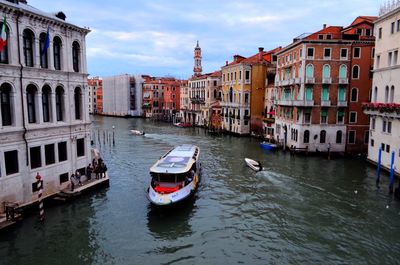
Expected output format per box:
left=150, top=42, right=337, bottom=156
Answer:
left=29, top=0, right=381, bottom=79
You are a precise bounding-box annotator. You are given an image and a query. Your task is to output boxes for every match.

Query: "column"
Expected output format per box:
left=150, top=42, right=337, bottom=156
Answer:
left=50, top=92, right=56, bottom=123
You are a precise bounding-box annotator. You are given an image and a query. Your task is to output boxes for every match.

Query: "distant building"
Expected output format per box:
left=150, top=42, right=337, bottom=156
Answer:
left=178, top=80, right=189, bottom=122
left=364, top=4, right=400, bottom=174
left=274, top=17, right=375, bottom=153
left=88, top=77, right=102, bottom=114
left=220, top=47, right=279, bottom=135
left=102, top=74, right=143, bottom=117
left=0, top=0, right=91, bottom=210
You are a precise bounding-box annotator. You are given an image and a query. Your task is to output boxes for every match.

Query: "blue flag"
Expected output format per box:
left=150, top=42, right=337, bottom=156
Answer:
left=41, top=27, right=50, bottom=55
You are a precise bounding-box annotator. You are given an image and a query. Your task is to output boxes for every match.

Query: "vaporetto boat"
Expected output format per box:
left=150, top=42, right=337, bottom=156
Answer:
left=147, top=144, right=201, bottom=206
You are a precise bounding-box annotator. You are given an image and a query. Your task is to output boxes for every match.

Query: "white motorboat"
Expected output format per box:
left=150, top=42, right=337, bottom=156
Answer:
left=244, top=158, right=263, bottom=171
left=130, top=129, right=145, bottom=135
left=147, top=144, right=201, bottom=206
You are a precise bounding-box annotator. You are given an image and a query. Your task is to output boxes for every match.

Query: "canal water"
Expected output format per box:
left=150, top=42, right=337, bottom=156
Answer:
left=1, top=116, right=400, bottom=265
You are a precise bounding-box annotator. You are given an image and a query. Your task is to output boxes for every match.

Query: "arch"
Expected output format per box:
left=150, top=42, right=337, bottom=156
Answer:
left=72, top=41, right=80, bottom=72
left=26, top=84, right=38, bottom=123
left=42, top=85, right=51, bottom=122
left=352, top=65, right=360, bottom=79
left=53, top=36, right=62, bottom=70
left=0, top=21, right=10, bottom=64
left=390, top=85, right=395, bottom=103
left=374, top=86, right=378, bottom=102
left=0, top=83, right=13, bottom=126
left=322, top=64, right=331, bottom=78
left=23, top=29, right=35, bottom=67
left=336, top=130, right=342, bottom=144
left=350, top=88, right=358, bottom=102
left=39, top=32, right=48, bottom=69
left=55, top=86, right=64, bottom=121
left=385, top=85, right=389, bottom=103
left=306, top=64, right=314, bottom=78
left=74, top=87, right=82, bottom=120
left=320, top=130, right=326, bottom=143
left=304, top=130, right=310, bottom=144
left=339, top=64, right=347, bottom=78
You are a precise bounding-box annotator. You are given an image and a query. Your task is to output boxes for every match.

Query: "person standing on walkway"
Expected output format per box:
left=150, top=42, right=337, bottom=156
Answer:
left=75, top=170, right=82, bottom=185
left=70, top=173, right=75, bottom=191
left=86, top=164, right=93, bottom=181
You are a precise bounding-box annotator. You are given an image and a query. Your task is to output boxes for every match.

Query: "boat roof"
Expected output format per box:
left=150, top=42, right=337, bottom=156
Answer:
left=150, top=145, right=200, bottom=174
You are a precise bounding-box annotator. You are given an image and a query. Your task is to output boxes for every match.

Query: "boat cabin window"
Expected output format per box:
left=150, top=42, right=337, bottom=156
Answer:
left=151, top=173, right=187, bottom=183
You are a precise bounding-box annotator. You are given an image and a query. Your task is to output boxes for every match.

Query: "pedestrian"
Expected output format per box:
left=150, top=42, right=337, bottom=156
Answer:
left=86, top=164, right=93, bottom=181
left=70, top=173, right=75, bottom=191
left=101, top=162, right=108, bottom=178
left=75, top=170, right=82, bottom=185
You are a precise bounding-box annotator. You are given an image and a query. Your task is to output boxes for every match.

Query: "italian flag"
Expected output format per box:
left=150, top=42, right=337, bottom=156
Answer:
left=0, top=16, right=7, bottom=52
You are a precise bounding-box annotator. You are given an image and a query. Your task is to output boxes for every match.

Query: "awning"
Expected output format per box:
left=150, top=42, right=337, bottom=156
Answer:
left=267, top=110, right=276, bottom=116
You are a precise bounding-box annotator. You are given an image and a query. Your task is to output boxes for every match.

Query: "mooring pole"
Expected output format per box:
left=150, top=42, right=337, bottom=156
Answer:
left=36, top=173, right=45, bottom=222
left=389, top=151, right=395, bottom=194
left=376, top=148, right=382, bottom=188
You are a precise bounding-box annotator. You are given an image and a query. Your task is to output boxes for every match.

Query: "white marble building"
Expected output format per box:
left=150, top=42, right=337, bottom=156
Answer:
left=365, top=3, right=400, bottom=174
left=0, top=0, right=91, bottom=211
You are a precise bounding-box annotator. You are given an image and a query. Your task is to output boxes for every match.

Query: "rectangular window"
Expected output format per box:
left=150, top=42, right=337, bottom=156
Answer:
left=45, top=144, right=55, bottom=165
left=349, top=112, right=357, bottom=123
left=348, top=130, right=356, bottom=144
left=322, top=86, right=329, bottom=101
left=386, top=144, right=390, bottom=153
left=376, top=55, right=380, bottom=68
left=337, top=111, right=344, bottom=124
left=383, top=120, right=387, bottom=132
left=356, top=28, right=362, bottom=35
left=58, top=141, right=67, bottom=162
left=388, top=52, right=393, bottom=66
left=364, top=131, right=369, bottom=144
left=304, top=112, right=311, bottom=123
left=318, top=34, right=324, bottom=40
left=305, top=87, right=312, bottom=101
left=391, top=22, right=395, bottom=34
left=59, top=173, right=69, bottom=184
left=388, top=121, right=392, bottom=133
left=394, top=50, right=398, bottom=65
left=397, top=19, right=400, bottom=32
left=299, top=49, right=303, bottom=58
left=378, top=27, right=382, bottom=39
left=30, top=146, right=42, bottom=169
left=371, top=139, right=374, bottom=147
left=77, top=138, right=85, bottom=157
left=372, top=48, right=375, bottom=59
left=353, top=47, right=361, bottom=58
left=381, top=143, right=385, bottom=150
left=245, top=71, right=250, bottom=80
left=321, top=110, right=328, bottom=124
left=371, top=118, right=376, bottom=130
left=340, top=48, right=348, bottom=59
left=326, top=34, right=332, bottom=40
left=365, top=28, right=371, bottom=36
left=324, top=48, right=331, bottom=59
left=307, top=48, right=314, bottom=58
left=4, top=150, right=18, bottom=175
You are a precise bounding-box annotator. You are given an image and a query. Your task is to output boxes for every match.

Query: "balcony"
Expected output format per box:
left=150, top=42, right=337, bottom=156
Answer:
left=322, top=78, right=332, bottom=84
left=362, top=102, right=400, bottom=116
left=337, top=101, right=348, bottom=107
left=321, top=100, right=331, bottom=107
left=305, top=77, right=315, bottom=84
left=190, top=97, right=205, bottom=104
left=339, top=78, right=349, bottom=84
left=275, top=100, right=293, bottom=106
left=293, top=100, right=314, bottom=107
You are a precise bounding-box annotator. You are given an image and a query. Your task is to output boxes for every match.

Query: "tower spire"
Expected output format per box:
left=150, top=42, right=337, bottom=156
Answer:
left=193, top=41, right=202, bottom=76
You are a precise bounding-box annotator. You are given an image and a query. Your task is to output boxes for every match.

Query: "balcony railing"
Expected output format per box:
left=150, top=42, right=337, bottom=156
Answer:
left=305, top=77, right=315, bottom=84
left=322, top=78, right=332, bottom=84
left=321, top=100, right=331, bottom=107
left=362, top=102, right=400, bottom=114
left=337, top=101, right=348, bottom=107
left=338, top=78, right=349, bottom=84
left=293, top=100, right=314, bottom=107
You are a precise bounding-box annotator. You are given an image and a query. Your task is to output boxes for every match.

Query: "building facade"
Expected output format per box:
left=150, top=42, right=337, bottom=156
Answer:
left=102, top=74, right=143, bottom=117
left=0, top=0, right=91, bottom=210
left=274, top=17, right=375, bottom=153
left=364, top=4, right=400, bottom=174
left=88, top=77, right=102, bottom=114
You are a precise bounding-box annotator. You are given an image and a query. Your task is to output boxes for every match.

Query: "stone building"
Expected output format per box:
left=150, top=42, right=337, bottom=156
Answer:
left=0, top=0, right=91, bottom=210
left=364, top=3, right=400, bottom=175
left=87, top=77, right=102, bottom=114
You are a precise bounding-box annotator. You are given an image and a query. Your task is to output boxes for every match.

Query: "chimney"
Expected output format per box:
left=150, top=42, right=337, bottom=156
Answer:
left=323, top=24, right=327, bottom=29
left=226, top=61, right=228, bottom=66
left=258, top=47, right=264, bottom=60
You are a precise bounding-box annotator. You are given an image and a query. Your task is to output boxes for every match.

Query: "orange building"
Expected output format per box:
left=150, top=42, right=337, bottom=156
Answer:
left=88, top=77, right=102, bottom=114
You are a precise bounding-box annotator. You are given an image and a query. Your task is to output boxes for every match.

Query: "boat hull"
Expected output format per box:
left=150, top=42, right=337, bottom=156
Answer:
left=260, top=142, right=277, bottom=150
left=245, top=158, right=262, bottom=171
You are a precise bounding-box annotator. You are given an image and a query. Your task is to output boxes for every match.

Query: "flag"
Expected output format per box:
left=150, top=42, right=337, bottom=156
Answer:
left=0, top=16, right=7, bottom=52
left=41, top=26, right=50, bottom=55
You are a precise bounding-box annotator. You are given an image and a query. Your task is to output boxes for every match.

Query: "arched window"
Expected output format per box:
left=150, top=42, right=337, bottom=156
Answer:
left=23, top=29, right=35, bottom=67
left=323, top=64, right=330, bottom=78
left=320, top=130, right=326, bottom=143
left=385, top=86, right=389, bottom=103
left=352, top=65, right=360, bottom=79
left=39, top=32, right=48, bottom=69
left=42, top=85, right=51, bottom=122
left=74, top=87, right=82, bottom=120
left=350, top=88, right=358, bottom=102
left=304, top=130, right=310, bottom=144
left=339, top=65, right=347, bottom=79
left=0, top=83, right=12, bottom=126
left=336, top=130, right=342, bottom=144
left=390, top=86, right=395, bottom=103
left=0, top=22, right=9, bottom=64
left=53, top=36, right=62, bottom=70
left=72, top=41, right=80, bottom=72
left=229, top=87, right=233, bottom=103
left=55, top=86, right=64, bottom=121
left=213, top=89, right=217, bottom=99
left=306, top=64, right=314, bottom=78
left=27, top=84, right=37, bottom=123
left=374, top=87, right=378, bottom=102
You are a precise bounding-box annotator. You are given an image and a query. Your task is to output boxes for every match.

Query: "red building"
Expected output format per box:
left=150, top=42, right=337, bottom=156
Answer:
left=88, top=77, right=103, bottom=114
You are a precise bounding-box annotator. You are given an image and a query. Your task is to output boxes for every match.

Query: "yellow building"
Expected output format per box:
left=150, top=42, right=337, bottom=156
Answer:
left=220, top=47, right=279, bottom=135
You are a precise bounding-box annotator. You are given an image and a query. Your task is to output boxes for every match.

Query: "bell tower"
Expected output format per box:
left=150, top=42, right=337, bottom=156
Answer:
left=193, top=40, right=202, bottom=76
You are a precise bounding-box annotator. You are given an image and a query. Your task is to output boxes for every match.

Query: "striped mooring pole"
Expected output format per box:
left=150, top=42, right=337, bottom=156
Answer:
left=36, top=173, right=45, bottom=222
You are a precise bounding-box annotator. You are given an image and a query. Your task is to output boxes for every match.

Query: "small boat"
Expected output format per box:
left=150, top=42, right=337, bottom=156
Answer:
left=174, top=122, right=193, bottom=128
left=244, top=158, right=263, bottom=171
left=130, top=129, right=145, bottom=135
left=147, top=144, right=201, bottom=206
left=260, top=141, right=277, bottom=150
